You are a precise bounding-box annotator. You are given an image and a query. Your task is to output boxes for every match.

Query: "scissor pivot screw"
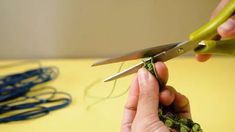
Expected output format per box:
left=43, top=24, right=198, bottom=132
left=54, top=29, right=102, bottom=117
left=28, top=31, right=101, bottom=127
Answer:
left=177, top=48, right=184, bottom=54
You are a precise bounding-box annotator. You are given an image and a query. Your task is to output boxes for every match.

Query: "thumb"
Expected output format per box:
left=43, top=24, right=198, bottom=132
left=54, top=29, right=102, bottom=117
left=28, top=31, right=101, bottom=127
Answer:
left=218, top=15, right=235, bottom=38
left=135, top=68, right=160, bottom=120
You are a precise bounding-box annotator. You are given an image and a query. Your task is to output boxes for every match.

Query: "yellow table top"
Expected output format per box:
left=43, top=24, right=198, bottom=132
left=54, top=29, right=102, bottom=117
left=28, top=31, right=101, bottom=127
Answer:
left=1, top=58, right=235, bottom=132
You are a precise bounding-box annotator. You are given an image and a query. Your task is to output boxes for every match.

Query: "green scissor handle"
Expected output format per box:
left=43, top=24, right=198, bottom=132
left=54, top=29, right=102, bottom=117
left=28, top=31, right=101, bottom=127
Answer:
left=190, top=0, right=235, bottom=55
left=196, top=39, right=235, bottom=55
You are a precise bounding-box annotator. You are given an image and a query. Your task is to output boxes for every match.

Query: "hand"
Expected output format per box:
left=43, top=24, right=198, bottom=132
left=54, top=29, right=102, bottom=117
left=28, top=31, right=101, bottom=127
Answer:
left=121, top=62, right=191, bottom=132
left=196, top=0, right=235, bottom=62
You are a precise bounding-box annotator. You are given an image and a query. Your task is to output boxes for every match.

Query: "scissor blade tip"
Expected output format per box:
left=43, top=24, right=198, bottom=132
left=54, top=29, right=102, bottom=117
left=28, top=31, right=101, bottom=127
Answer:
left=103, top=76, right=115, bottom=82
left=103, top=78, right=110, bottom=82
left=91, top=63, right=97, bottom=66
left=91, top=62, right=102, bottom=66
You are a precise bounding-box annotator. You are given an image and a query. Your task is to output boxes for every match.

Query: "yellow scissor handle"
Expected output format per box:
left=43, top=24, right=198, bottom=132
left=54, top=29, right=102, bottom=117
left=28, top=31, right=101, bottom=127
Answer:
left=190, top=0, right=235, bottom=41
left=190, top=0, right=235, bottom=55
left=196, top=39, right=235, bottom=55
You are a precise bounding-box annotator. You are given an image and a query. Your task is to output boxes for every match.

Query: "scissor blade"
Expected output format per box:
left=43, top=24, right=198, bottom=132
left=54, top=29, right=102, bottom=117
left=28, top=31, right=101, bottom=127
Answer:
left=104, top=40, right=200, bottom=82
left=152, top=40, right=200, bottom=62
left=92, top=42, right=180, bottom=66
left=103, top=62, right=144, bottom=82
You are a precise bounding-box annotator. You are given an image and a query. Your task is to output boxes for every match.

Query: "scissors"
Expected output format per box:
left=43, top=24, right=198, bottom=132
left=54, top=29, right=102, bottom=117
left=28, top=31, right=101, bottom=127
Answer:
left=92, top=0, right=235, bottom=82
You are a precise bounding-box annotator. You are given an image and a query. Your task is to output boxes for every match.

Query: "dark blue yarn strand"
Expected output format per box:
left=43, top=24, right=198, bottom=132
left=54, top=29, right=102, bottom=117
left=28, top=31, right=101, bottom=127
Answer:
left=0, top=97, right=71, bottom=123
left=0, top=66, right=72, bottom=123
left=0, top=107, right=49, bottom=123
left=0, top=67, right=56, bottom=102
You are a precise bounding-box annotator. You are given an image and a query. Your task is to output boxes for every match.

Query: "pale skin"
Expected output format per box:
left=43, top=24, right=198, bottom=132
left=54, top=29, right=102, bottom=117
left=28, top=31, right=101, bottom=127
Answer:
left=121, top=62, right=191, bottom=132
left=121, top=0, right=235, bottom=132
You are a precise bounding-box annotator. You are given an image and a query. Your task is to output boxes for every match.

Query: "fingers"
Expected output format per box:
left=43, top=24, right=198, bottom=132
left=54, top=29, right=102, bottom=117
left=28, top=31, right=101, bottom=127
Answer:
left=122, top=62, right=169, bottom=132
left=174, top=92, right=191, bottom=119
left=159, top=86, right=176, bottom=106
left=211, top=0, right=230, bottom=19
left=135, top=68, right=159, bottom=119
left=218, top=15, right=235, bottom=38
left=214, top=0, right=235, bottom=38
left=154, top=62, right=169, bottom=84
left=134, top=62, right=169, bottom=119
left=131, top=67, right=170, bottom=132
left=195, top=54, right=212, bottom=62
left=159, top=86, right=191, bottom=119
left=121, top=76, right=139, bottom=132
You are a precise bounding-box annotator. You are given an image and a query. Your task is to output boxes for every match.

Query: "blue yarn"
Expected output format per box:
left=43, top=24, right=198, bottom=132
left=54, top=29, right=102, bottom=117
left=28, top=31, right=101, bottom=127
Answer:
left=0, top=67, right=57, bottom=102
left=0, top=66, right=72, bottom=123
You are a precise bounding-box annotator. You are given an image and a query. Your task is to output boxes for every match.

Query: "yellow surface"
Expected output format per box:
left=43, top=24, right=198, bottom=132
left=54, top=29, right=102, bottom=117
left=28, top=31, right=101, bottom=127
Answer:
left=1, top=58, right=235, bottom=132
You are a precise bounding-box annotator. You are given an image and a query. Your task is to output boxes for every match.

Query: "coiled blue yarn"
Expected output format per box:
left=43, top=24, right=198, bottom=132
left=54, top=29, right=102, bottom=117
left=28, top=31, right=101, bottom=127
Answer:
left=0, top=65, right=72, bottom=123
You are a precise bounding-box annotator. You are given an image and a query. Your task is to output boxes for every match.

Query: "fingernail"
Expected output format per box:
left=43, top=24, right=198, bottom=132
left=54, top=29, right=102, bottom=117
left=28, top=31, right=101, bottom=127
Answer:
left=138, top=68, right=149, bottom=86
left=220, top=18, right=235, bottom=32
